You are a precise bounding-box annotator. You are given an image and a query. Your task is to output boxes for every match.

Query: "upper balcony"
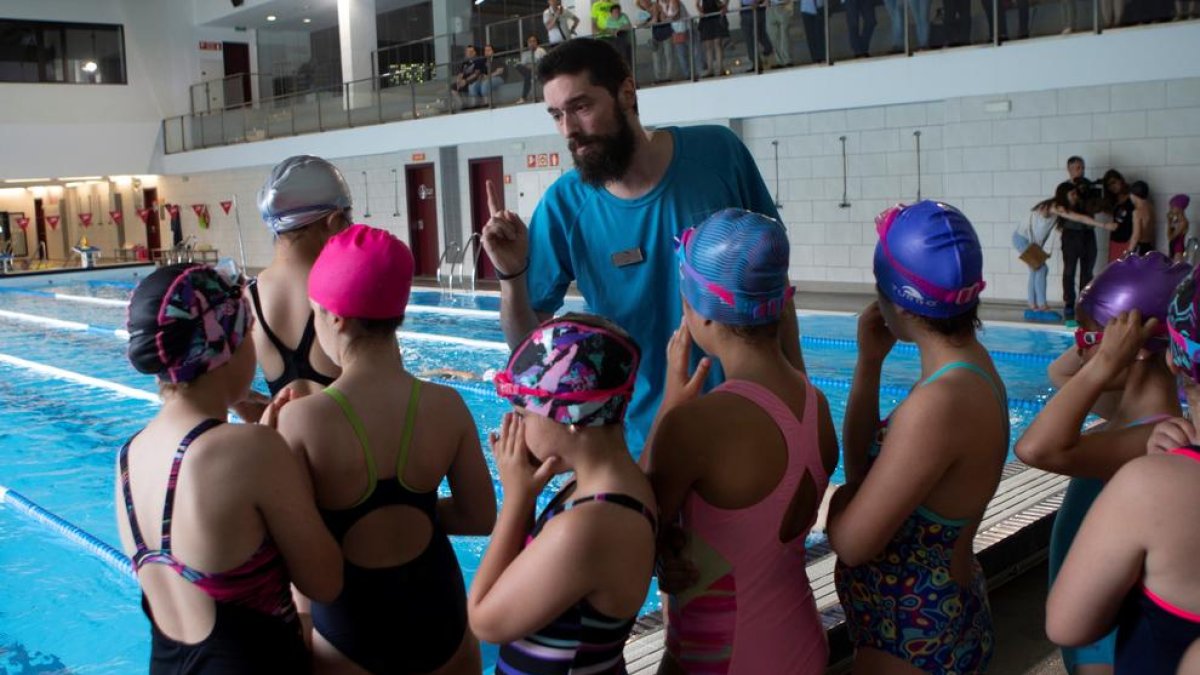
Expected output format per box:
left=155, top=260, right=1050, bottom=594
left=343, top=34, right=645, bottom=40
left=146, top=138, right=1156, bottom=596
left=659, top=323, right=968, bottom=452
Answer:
left=162, top=1, right=1200, bottom=156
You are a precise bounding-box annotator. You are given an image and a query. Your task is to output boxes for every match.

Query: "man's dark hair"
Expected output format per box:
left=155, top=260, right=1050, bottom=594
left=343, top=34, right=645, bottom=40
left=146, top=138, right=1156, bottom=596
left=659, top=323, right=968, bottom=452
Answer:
left=536, top=38, right=632, bottom=103
left=1067, top=155, right=1084, bottom=167
left=1130, top=180, right=1150, bottom=199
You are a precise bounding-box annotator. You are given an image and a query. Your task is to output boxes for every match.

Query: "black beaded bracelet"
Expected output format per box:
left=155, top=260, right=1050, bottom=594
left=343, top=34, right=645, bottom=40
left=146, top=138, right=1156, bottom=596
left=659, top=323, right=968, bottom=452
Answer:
left=496, top=259, right=530, bottom=281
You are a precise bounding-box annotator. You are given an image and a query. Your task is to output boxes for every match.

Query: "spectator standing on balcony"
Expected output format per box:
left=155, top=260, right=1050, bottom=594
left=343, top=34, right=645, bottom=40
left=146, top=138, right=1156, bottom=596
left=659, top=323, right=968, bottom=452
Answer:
left=843, top=0, right=877, bottom=57
left=799, top=0, right=827, bottom=62
left=649, top=0, right=678, bottom=81
left=884, top=0, right=933, bottom=51
left=1100, top=0, right=1124, bottom=26
left=663, top=0, right=703, bottom=78
left=544, top=0, right=580, bottom=44
left=765, top=0, right=794, bottom=67
left=945, top=0, right=971, bottom=45
left=516, top=35, right=548, bottom=103
left=740, top=0, right=775, bottom=71
left=697, top=0, right=730, bottom=76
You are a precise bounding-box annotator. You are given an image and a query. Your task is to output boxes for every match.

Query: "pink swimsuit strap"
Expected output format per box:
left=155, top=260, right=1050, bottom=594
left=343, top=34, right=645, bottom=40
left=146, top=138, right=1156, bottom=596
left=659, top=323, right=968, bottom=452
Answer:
left=713, top=377, right=829, bottom=492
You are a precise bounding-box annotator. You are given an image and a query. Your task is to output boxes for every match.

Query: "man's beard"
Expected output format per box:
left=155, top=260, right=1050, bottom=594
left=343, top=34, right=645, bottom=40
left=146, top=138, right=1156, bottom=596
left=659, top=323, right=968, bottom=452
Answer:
left=569, top=107, right=637, bottom=188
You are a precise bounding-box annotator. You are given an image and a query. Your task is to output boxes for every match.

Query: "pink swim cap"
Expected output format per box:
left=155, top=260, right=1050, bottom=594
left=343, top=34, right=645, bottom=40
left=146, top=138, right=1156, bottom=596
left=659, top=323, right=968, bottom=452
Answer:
left=308, top=224, right=414, bottom=319
left=1170, top=194, right=1191, bottom=211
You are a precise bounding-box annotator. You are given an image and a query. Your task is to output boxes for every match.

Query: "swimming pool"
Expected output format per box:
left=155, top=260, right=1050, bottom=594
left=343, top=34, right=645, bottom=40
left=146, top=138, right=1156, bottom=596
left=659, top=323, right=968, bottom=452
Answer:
left=0, top=275, right=1071, bottom=673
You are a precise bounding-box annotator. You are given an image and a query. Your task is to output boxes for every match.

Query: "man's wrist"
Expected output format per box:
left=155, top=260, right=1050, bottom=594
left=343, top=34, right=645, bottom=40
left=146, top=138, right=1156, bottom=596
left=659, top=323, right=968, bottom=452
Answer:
left=497, top=258, right=530, bottom=281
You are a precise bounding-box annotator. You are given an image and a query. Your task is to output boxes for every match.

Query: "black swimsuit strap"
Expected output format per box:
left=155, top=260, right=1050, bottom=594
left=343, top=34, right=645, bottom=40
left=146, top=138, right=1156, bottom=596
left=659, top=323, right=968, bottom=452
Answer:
left=247, top=280, right=291, bottom=357
left=534, top=488, right=657, bottom=537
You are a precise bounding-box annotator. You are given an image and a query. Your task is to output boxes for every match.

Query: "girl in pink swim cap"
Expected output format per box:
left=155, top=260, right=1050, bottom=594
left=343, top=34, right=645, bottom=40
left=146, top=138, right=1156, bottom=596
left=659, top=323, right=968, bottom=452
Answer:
left=276, top=224, right=497, bottom=674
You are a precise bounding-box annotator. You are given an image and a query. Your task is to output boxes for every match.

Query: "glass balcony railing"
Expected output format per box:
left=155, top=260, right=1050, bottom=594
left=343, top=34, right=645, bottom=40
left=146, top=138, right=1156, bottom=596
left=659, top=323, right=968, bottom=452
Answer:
left=163, top=0, right=1186, bottom=154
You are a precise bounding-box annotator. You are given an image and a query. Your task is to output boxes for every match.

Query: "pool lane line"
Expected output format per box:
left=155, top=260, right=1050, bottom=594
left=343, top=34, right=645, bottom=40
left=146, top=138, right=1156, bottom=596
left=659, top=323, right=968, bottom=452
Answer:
left=0, top=305, right=511, bottom=352
left=0, top=311, right=1049, bottom=414
left=0, top=485, right=135, bottom=583
left=10, top=292, right=1062, bottom=365
left=0, top=353, right=160, bottom=404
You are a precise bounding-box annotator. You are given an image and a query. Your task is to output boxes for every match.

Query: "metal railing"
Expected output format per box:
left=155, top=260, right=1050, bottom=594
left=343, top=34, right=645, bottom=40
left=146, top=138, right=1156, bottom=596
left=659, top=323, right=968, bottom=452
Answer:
left=165, top=0, right=1178, bottom=154
left=484, top=11, right=546, bottom=52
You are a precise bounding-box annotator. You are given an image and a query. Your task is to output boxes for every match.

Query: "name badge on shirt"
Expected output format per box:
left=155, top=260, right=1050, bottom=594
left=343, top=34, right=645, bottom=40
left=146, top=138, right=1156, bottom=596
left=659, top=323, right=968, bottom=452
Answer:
left=611, top=247, right=645, bottom=268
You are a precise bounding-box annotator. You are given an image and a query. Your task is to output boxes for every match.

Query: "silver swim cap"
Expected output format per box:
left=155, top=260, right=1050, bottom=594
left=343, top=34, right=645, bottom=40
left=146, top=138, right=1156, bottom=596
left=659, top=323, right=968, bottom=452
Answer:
left=257, top=155, right=352, bottom=234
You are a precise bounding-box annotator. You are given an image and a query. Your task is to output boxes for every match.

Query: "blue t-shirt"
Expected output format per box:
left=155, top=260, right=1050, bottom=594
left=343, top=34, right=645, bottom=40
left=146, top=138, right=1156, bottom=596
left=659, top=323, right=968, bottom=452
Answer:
left=525, top=125, right=780, bottom=451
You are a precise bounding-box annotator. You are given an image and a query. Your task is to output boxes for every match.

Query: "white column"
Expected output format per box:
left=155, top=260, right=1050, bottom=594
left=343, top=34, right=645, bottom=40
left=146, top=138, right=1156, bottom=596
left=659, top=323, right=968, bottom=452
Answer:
left=432, top=0, right=473, bottom=76
left=338, top=0, right=378, bottom=109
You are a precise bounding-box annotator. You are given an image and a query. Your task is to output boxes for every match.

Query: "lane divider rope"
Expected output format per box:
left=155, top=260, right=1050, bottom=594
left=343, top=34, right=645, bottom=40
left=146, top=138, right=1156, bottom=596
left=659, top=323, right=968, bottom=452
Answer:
left=0, top=484, right=135, bottom=582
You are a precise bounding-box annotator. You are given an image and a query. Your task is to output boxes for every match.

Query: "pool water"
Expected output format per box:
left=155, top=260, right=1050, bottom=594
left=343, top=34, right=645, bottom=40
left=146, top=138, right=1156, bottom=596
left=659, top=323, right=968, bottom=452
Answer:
left=0, top=279, right=1070, bottom=673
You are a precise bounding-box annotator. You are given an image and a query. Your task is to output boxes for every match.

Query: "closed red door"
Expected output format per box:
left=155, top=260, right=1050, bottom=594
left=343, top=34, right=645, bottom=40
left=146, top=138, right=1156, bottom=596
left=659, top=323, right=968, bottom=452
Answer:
left=34, top=198, right=47, bottom=259
left=143, top=188, right=161, bottom=250
left=468, top=157, right=504, bottom=280
left=405, top=164, right=440, bottom=277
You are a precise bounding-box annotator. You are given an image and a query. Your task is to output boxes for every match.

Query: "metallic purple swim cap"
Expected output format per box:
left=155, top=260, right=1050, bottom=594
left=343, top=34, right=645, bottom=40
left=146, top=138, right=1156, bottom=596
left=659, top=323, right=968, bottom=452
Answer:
left=1077, top=252, right=1192, bottom=347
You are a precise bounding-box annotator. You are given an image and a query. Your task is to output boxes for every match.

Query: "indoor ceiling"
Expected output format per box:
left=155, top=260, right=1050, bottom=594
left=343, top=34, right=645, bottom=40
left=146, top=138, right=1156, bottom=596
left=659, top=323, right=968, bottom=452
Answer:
left=204, top=0, right=426, bottom=33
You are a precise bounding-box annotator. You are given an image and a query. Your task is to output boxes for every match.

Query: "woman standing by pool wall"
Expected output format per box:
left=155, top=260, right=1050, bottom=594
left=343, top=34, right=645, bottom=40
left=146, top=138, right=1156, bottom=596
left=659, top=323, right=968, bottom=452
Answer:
left=276, top=225, right=496, bottom=675
left=118, top=263, right=343, bottom=673
left=831, top=200, right=1008, bottom=674
left=1016, top=251, right=1189, bottom=675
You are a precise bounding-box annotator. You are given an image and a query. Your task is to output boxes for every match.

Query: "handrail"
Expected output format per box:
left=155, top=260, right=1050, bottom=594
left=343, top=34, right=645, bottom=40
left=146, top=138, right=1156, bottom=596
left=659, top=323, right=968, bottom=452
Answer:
left=437, top=241, right=461, bottom=293
left=462, top=233, right=483, bottom=293
left=484, top=10, right=546, bottom=50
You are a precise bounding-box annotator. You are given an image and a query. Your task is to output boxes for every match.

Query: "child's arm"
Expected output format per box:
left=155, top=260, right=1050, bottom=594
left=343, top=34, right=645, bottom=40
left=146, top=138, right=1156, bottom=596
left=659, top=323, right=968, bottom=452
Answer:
left=1053, top=205, right=1115, bottom=231
left=841, top=302, right=894, bottom=486
left=437, top=389, right=497, bottom=535
left=1046, top=458, right=1152, bottom=646
left=1016, top=312, right=1165, bottom=479
left=468, top=414, right=591, bottom=644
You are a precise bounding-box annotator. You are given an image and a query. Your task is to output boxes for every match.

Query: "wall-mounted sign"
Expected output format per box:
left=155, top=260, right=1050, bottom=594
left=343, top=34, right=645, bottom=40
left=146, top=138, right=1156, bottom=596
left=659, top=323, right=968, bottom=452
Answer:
left=199, top=41, right=223, bottom=51
left=504, top=175, right=512, bottom=184
left=412, top=153, right=426, bottom=162
left=46, top=215, right=60, bottom=230
left=526, top=153, right=561, bottom=169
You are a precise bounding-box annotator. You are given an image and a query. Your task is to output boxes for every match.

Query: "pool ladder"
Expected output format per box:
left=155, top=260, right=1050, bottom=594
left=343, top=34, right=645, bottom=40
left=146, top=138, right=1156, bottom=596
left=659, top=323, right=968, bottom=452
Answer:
left=437, top=233, right=483, bottom=295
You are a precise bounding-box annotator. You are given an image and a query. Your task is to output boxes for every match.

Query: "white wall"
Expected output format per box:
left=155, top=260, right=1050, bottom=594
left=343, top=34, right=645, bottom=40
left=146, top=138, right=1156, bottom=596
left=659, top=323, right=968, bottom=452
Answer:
left=740, top=78, right=1200, bottom=303
left=0, top=0, right=259, bottom=180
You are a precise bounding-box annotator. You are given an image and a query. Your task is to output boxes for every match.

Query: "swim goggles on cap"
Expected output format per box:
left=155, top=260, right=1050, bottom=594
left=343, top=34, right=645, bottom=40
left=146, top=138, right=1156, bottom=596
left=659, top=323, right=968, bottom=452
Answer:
left=492, top=370, right=634, bottom=402
left=1074, top=329, right=1103, bottom=350
left=675, top=227, right=796, bottom=321
left=875, top=204, right=986, bottom=307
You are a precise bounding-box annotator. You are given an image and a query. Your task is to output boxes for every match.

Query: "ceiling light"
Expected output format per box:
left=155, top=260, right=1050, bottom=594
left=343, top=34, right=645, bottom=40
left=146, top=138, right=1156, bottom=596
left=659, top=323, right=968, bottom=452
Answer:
left=59, top=176, right=102, bottom=181
left=266, top=15, right=277, bottom=21
left=82, top=61, right=98, bottom=73
left=5, top=178, right=51, bottom=184
left=303, top=18, right=311, bottom=23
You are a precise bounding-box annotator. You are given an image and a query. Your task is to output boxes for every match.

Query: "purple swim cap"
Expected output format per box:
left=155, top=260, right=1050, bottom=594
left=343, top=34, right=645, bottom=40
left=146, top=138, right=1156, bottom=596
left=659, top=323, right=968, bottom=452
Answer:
left=1168, top=266, right=1200, bottom=382
left=873, top=201, right=985, bottom=319
left=494, top=314, right=640, bottom=427
left=677, top=208, right=795, bottom=326
left=1170, top=194, right=1191, bottom=211
left=1077, top=252, right=1191, bottom=350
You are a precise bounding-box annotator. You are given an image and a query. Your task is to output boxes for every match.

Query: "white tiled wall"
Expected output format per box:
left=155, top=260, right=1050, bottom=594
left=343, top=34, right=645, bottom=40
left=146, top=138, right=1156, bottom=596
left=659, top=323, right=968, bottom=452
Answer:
left=741, top=77, right=1200, bottom=303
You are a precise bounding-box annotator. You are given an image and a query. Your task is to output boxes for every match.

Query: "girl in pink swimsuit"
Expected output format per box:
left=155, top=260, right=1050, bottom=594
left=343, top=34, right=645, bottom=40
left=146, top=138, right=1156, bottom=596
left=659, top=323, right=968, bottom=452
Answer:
left=646, top=209, right=839, bottom=674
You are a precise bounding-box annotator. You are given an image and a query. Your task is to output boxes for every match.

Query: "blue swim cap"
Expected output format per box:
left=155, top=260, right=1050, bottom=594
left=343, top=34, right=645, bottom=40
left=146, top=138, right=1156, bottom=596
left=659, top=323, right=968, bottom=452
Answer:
left=677, top=208, right=795, bottom=326
left=873, top=200, right=985, bottom=319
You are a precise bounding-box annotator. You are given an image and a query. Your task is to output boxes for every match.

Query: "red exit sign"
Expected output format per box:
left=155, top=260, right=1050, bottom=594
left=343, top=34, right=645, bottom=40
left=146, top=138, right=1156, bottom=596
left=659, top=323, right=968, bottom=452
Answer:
left=198, top=41, right=223, bottom=51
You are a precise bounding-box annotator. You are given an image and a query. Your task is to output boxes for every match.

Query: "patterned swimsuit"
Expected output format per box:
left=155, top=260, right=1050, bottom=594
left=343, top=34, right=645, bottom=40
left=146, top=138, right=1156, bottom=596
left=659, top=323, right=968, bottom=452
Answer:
left=834, top=362, right=1007, bottom=675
